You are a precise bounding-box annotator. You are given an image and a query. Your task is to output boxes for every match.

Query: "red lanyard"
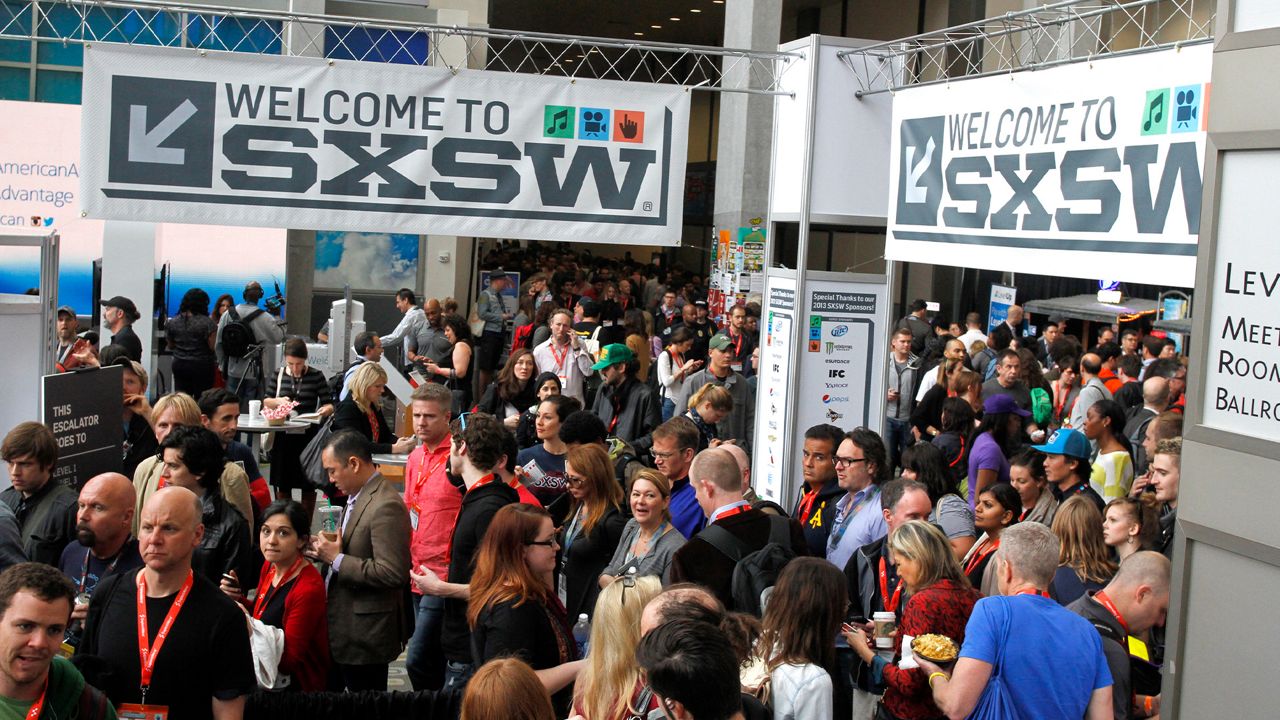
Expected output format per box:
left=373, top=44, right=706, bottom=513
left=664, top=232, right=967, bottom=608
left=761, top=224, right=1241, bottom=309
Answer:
left=879, top=557, right=904, bottom=614
left=253, top=557, right=305, bottom=619
left=796, top=488, right=819, bottom=524
left=135, top=570, right=194, bottom=700
left=964, top=538, right=1000, bottom=576
left=731, top=331, right=744, bottom=357
left=550, top=342, right=571, bottom=370
left=1093, top=591, right=1130, bottom=635
left=1014, top=588, right=1051, bottom=598
left=668, top=347, right=684, bottom=368
left=712, top=504, right=751, bottom=523
left=948, top=435, right=966, bottom=468
left=23, top=677, right=46, bottom=720
left=411, top=446, right=449, bottom=502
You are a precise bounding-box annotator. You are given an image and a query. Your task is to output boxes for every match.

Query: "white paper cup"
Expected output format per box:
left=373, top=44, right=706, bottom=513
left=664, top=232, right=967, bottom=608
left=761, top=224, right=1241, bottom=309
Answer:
left=873, top=611, right=897, bottom=649
left=248, top=400, right=262, bottom=419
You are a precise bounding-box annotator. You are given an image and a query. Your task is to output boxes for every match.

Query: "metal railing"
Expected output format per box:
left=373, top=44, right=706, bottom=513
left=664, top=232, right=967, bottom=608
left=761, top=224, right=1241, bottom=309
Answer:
left=838, top=0, right=1214, bottom=97
left=0, top=0, right=801, bottom=94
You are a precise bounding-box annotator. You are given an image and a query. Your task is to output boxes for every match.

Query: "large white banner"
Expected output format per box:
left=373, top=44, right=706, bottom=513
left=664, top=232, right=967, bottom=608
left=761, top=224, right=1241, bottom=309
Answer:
left=80, top=45, right=690, bottom=246
left=887, top=44, right=1211, bottom=287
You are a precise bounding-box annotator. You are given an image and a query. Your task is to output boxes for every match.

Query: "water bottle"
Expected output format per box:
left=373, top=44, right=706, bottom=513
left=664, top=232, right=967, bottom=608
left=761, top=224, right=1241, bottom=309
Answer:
left=572, top=613, right=591, bottom=658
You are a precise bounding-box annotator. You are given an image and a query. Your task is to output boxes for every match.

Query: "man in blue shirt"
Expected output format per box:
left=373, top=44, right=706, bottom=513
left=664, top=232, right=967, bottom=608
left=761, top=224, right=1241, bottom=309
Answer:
left=649, top=417, right=704, bottom=539
left=917, top=522, right=1113, bottom=719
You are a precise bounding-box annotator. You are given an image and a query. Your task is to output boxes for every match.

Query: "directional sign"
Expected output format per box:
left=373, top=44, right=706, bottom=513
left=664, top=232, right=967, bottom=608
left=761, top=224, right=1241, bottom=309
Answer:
left=41, top=366, right=123, bottom=490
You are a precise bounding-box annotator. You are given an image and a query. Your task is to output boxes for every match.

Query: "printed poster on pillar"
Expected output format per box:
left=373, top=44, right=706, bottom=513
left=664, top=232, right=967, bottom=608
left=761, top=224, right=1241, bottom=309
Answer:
left=78, top=44, right=690, bottom=246
left=886, top=44, right=1211, bottom=287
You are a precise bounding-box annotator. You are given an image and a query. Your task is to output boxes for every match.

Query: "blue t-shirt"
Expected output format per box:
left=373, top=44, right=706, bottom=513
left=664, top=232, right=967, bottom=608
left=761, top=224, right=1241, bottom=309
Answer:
left=668, top=479, right=705, bottom=539
left=960, top=594, right=1112, bottom=720
left=516, top=444, right=568, bottom=506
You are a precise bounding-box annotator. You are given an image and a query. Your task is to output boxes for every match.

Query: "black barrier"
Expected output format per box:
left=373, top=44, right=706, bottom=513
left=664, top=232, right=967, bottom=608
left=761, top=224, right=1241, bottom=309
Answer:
left=42, top=366, right=123, bottom=489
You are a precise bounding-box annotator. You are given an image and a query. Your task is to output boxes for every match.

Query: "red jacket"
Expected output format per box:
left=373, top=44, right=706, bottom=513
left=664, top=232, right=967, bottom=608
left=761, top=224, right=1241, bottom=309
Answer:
left=882, top=578, right=981, bottom=720
left=252, top=561, right=330, bottom=692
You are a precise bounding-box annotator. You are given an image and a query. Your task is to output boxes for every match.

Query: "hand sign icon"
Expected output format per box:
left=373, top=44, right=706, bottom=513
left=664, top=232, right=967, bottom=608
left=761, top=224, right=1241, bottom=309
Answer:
left=618, top=115, right=639, bottom=139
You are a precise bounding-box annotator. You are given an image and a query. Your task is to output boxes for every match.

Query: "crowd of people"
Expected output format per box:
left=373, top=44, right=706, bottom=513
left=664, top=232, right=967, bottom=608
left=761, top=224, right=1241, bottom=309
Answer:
left=4, top=245, right=1191, bottom=720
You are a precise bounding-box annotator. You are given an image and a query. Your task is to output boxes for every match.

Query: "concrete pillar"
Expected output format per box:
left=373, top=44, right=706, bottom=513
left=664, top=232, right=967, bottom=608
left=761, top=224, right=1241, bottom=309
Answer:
left=713, top=0, right=782, bottom=242
left=284, top=230, right=315, bottom=336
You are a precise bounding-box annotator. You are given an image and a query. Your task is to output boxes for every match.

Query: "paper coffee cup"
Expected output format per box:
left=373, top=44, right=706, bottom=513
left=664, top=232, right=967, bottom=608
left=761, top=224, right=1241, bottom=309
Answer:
left=873, top=611, right=897, bottom=649
left=248, top=400, right=262, bottom=419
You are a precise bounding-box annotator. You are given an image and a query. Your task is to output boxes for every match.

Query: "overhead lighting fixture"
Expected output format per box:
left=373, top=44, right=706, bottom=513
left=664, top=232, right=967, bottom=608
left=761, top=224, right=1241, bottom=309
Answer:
left=670, top=16, right=680, bottom=21
left=634, top=31, right=644, bottom=36
left=690, top=8, right=701, bottom=12
left=651, top=24, right=662, bottom=29
left=563, top=58, right=574, bottom=63
left=712, top=0, right=723, bottom=3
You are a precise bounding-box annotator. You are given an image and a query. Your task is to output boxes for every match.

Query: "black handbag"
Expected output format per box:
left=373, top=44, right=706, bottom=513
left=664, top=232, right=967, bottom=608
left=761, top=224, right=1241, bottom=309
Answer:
left=298, top=418, right=335, bottom=490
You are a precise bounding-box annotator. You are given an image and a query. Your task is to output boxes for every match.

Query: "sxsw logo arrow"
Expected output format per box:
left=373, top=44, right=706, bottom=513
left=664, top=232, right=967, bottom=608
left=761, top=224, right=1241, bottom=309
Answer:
left=108, top=75, right=216, bottom=188
left=128, top=100, right=198, bottom=165
left=895, top=116, right=943, bottom=226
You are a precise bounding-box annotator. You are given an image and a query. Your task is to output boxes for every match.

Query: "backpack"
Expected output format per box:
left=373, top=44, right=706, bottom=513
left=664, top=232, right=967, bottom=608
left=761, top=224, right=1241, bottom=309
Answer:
left=222, top=306, right=265, bottom=359
left=1029, top=386, right=1052, bottom=426
left=700, top=514, right=796, bottom=616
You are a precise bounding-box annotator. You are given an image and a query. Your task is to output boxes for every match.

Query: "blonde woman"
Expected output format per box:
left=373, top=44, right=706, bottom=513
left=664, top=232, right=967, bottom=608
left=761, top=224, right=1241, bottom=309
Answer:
left=131, top=392, right=253, bottom=537
left=684, top=383, right=733, bottom=451
left=571, top=575, right=662, bottom=720
left=1050, top=495, right=1117, bottom=605
left=332, top=362, right=414, bottom=456
left=599, top=469, right=685, bottom=588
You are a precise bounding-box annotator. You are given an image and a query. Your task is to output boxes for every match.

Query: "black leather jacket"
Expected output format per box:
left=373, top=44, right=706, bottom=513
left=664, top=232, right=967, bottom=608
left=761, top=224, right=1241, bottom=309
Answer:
left=194, top=489, right=253, bottom=586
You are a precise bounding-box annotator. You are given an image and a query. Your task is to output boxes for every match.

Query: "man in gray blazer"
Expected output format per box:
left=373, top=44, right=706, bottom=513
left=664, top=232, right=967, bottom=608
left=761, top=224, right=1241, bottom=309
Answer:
left=311, top=430, right=412, bottom=691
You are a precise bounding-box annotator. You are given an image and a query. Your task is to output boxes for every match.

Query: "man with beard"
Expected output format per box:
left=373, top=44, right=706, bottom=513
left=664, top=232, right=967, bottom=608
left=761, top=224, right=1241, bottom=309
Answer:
left=57, top=472, right=143, bottom=651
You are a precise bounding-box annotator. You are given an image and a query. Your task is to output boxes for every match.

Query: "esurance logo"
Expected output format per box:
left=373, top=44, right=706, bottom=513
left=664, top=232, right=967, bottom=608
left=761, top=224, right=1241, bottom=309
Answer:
left=102, top=71, right=675, bottom=225
left=894, top=88, right=1204, bottom=237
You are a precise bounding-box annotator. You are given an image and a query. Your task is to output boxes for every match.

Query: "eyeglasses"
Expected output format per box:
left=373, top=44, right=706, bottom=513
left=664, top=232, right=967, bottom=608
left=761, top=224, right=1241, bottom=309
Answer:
left=455, top=411, right=476, bottom=430
left=526, top=537, right=558, bottom=548
left=651, top=450, right=682, bottom=460
left=834, top=456, right=867, bottom=468
left=565, top=474, right=587, bottom=487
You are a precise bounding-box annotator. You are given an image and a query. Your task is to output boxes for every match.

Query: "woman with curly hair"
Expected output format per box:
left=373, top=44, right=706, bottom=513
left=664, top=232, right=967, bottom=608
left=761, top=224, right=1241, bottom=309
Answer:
left=165, top=287, right=218, bottom=398
left=424, top=313, right=473, bottom=415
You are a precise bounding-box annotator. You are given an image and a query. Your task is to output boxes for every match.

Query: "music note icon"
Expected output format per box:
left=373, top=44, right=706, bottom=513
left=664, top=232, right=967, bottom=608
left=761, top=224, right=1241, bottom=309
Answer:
left=1142, top=94, right=1165, bottom=133
left=545, top=108, right=570, bottom=136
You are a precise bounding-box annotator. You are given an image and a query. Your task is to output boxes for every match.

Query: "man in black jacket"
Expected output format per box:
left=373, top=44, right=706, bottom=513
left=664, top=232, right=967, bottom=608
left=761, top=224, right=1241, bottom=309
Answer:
left=0, top=422, right=75, bottom=567
left=591, top=344, right=661, bottom=451
left=666, top=448, right=807, bottom=612
left=1068, top=551, right=1170, bottom=720
left=409, top=412, right=517, bottom=691
left=98, top=295, right=142, bottom=362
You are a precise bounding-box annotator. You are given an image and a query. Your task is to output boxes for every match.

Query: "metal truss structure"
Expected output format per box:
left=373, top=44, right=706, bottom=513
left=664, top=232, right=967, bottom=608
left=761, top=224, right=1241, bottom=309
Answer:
left=0, top=0, right=800, bottom=94
left=838, top=0, right=1215, bottom=97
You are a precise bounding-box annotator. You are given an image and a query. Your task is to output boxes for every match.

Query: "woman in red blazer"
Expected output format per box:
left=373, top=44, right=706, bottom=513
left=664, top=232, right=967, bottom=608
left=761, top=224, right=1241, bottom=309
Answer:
left=223, top=499, right=331, bottom=691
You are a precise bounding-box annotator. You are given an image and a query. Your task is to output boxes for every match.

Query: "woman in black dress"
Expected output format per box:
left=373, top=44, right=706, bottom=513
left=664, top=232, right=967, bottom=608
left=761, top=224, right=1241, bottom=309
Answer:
left=424, top=313, right=474, bottom=416
left=265, top=338, right=334, bottom=518
left=165, top=288, right=218, bottom=398
left=553, top=443, right=626, bottom=622
left=469, top=504, right=582, bottom=716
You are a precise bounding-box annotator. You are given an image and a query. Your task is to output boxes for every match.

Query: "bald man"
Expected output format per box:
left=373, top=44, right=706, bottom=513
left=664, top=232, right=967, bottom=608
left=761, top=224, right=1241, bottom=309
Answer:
left=80, top=487, right=255, bottom=720
left=408, top=298, right=451, bottom=367
left=1069, top=551, right=1170, bottom=719
left=58, top=472, right=144, bottom=649
left=666, top=449, right=807, bottom=612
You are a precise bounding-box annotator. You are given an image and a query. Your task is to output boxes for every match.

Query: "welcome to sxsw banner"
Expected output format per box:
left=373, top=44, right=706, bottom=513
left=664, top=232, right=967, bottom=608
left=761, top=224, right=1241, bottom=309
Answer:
left=79, top=44, right=690, bottom=246
left=887, top=44, right=1211, bottom=287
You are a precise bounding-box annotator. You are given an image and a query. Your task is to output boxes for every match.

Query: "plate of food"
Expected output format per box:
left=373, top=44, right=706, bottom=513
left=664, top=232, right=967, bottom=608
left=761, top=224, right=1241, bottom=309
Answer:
left=911, top=633, right=959, bottom=664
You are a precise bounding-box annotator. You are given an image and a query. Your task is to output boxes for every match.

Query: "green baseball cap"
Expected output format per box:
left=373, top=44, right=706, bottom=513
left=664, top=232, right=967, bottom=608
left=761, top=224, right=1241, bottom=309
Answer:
left=591, top=343, right=634, bottom=371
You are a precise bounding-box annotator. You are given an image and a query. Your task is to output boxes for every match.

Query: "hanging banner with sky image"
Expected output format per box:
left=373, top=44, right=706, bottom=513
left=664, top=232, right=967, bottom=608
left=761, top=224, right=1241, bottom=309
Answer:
left=79, top=44, right=690, bottom=246
left=886, top=44, right=1210, bottom=287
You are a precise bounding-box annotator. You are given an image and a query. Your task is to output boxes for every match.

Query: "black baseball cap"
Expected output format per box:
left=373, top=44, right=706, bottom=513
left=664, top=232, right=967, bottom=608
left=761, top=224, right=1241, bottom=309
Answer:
left=99, top=296, right=139, bottom=321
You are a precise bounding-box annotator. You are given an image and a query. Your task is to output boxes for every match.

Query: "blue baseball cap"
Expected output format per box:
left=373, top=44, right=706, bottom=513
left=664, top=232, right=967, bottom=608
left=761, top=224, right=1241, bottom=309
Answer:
left=1031, top=428, right=1091, bottom=460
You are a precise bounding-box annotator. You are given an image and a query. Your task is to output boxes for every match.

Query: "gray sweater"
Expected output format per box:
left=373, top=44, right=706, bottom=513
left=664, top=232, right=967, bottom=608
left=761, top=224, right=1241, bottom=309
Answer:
left=601, top=519, right=686, bottom=581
